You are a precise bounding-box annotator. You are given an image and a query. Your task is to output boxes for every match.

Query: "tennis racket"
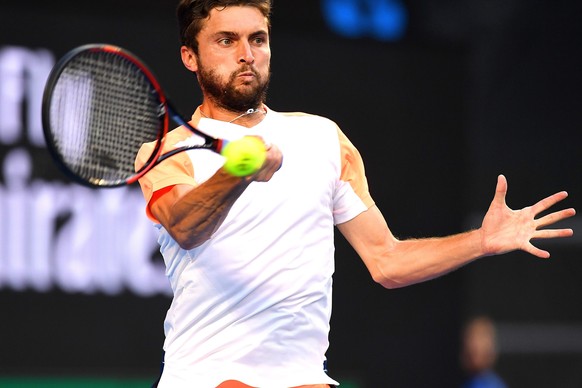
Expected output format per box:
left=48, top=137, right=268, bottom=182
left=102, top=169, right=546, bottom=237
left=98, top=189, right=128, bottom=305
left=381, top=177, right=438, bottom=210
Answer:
left=42, top=43, right=264, bottom=188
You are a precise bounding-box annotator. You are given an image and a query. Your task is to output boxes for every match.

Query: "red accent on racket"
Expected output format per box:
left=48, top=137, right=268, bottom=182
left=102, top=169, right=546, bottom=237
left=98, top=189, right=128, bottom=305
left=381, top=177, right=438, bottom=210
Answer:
left=42, top=43, right=229, bottom=188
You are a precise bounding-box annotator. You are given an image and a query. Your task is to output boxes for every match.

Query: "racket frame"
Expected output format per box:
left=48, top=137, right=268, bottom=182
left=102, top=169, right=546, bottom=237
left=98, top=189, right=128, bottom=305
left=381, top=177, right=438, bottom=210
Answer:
left=42, top=43, right=226, bottom=188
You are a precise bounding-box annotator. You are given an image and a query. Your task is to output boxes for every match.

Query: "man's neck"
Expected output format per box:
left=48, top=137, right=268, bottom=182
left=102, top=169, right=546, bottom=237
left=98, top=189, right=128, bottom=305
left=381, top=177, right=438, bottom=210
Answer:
left=199, top=103, right=267, bottom=127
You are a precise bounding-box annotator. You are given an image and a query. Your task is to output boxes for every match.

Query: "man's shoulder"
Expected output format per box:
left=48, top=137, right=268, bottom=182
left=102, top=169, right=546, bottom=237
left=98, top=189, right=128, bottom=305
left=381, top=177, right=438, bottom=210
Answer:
left=274, top=110, right=337, bottom=127
left=166, top=125, right=196, bottom=140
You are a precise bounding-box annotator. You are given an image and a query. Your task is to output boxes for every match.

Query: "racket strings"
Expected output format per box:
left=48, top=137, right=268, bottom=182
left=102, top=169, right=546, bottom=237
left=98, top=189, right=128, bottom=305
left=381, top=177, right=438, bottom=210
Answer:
left=48, top=50, right=162, bottom=184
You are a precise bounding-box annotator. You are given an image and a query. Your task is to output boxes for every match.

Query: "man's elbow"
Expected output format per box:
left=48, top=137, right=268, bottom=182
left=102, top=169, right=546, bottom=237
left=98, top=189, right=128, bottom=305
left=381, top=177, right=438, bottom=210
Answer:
left=372, top=273, right=407, bottom=289
left=366, top=240, right=408, bottom=289
left=169, top=226, right=210, bottom=250
left=370, top=265, right=408, bottom=289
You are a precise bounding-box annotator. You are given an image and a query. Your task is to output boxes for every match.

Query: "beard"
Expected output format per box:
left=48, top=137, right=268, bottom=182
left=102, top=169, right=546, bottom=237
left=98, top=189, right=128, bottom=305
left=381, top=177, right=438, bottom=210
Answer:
left=196, top=62, right=270, bottom=113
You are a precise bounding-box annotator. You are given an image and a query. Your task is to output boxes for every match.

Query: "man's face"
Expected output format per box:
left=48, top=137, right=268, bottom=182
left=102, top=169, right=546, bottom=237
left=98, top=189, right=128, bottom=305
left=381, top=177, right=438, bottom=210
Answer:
left=193, top=5, right=271, bottom=112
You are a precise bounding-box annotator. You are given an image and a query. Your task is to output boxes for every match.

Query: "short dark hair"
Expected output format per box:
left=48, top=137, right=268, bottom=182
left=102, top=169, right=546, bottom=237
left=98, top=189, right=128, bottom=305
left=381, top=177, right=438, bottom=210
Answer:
left=177, top=0, right=272, bottom=54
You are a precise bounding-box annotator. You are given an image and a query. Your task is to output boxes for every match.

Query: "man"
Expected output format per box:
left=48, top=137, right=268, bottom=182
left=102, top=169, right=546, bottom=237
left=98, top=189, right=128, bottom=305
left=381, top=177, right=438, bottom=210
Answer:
left=136, top=1, right=575, bottom=387
left=460, top=316, right=508, bottom=388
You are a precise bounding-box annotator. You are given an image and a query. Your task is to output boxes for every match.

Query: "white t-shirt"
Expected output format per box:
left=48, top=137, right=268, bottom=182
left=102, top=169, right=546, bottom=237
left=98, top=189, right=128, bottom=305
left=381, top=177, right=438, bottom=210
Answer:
left=137, top=107, right=374, bottom=387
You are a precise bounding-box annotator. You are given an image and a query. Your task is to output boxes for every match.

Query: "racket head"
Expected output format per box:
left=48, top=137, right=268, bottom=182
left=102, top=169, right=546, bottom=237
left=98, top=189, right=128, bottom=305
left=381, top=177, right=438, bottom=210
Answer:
left=42, top=44, right=168, bottom=187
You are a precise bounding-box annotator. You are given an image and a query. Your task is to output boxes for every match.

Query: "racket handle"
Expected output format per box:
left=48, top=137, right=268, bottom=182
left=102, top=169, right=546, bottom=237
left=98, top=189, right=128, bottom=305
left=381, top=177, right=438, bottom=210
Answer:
left=165, top=102, right=227, bottom=153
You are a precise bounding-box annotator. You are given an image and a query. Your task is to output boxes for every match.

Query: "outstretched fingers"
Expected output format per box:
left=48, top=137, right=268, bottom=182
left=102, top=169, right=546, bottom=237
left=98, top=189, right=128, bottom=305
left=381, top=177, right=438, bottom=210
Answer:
left=533, top=227, right=574, bottom=240
left=531, top=191, right=576, bottom=239
left=531, top=191, right=571, bottom=215
left=528, top=202, right=575, bottom=259
left=535, top=207, right=576, bottom=229
left=523, top=242, right=551, bottom=259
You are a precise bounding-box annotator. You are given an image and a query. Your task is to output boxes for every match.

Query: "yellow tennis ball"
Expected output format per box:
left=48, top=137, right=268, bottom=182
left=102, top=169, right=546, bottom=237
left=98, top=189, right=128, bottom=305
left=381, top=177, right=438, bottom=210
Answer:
left=221, top=136, right=267, bottom=177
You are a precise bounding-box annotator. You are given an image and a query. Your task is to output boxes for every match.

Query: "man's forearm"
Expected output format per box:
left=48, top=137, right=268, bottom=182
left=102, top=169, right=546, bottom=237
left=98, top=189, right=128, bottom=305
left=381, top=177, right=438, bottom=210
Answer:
left=157, top=169, right=252, bottom=249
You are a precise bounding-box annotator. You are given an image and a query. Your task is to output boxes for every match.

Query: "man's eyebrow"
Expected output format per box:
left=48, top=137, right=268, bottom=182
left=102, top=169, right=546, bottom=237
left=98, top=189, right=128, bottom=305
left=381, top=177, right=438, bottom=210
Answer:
left=211, top=31, right=239, bottom=39
left=250, top=30, right=269, bottom=38
left=211, top=29, right=269, bottom=39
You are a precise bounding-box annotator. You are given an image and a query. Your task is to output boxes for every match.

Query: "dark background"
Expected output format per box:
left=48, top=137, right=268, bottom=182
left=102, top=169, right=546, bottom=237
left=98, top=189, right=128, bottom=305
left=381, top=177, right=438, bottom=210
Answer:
left=1, top=1, right=581, bottom=387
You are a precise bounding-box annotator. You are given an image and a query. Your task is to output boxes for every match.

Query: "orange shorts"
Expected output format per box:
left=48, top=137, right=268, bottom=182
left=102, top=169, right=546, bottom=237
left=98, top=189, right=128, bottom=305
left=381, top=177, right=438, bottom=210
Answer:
left=217, top=381, right=331, bottom=388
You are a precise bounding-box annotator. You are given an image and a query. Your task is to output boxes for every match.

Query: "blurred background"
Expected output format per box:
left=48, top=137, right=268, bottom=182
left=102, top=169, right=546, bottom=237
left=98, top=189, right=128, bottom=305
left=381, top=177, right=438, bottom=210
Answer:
left=0, top=0, right=580, bottom=387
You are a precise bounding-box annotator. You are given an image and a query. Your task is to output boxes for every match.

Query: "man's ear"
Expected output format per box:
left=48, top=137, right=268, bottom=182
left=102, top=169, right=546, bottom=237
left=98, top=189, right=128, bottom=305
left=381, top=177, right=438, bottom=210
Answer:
left=180, top=46, right=198, bottom=72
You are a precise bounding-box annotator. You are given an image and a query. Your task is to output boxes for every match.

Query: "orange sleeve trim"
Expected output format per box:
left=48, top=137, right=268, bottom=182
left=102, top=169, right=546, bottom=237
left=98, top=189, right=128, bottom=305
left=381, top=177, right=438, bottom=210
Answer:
left=136, top=127, right=198, bottom=223
left=145, top=185, right=176, bottom=222
left=337, top=128, right=375, bottom=209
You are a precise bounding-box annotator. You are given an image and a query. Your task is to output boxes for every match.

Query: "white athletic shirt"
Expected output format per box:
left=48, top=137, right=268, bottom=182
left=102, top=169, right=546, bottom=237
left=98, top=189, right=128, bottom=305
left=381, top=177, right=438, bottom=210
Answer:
left=136, top=107, right=374, bottom=387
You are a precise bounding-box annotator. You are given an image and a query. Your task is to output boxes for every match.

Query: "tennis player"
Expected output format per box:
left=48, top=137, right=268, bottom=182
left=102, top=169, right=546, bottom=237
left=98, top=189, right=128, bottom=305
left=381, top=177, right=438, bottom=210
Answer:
left=135, top=1, right=575, bottom=387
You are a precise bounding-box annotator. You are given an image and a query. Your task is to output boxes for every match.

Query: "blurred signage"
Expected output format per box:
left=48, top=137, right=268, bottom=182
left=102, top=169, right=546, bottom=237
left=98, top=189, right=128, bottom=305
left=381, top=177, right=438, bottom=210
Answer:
left=321, top=0, right=408, bottom=41
left=0, top=46, right=171, bottom=297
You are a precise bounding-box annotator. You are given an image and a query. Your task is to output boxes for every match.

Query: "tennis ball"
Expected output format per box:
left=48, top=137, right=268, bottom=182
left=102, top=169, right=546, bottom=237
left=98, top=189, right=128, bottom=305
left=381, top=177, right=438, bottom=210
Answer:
left=221, top=136, right=267, bottom=177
